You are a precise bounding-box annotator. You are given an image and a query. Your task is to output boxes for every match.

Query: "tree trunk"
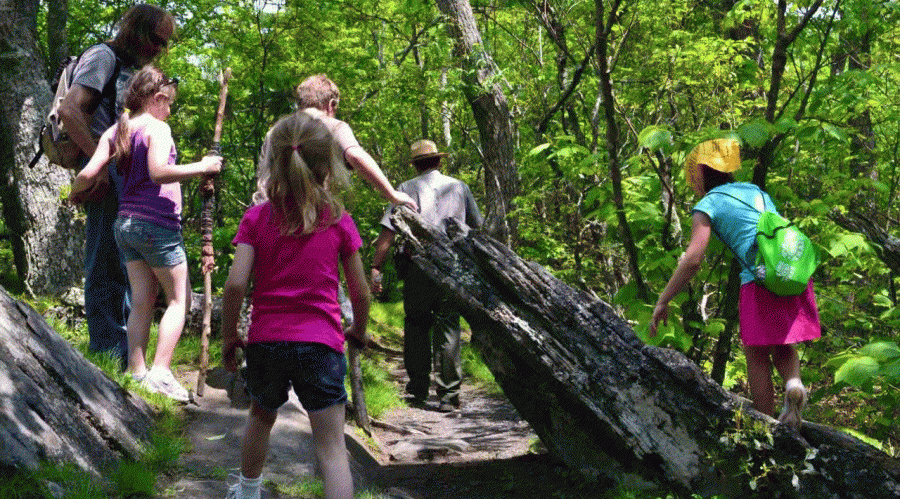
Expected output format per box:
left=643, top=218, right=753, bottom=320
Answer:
left=0, top=0, right=84, bottom=296
left=753, top=0, right=825, bottom=188
left=0, top=285, right=154, bottom=476
left=46, top=0, right=69, bottom=75
left=435, top=0, right=520, bottom=246
left=595, top=0, right=648, bottom=300
left=389, top=206, right=900, bottom=498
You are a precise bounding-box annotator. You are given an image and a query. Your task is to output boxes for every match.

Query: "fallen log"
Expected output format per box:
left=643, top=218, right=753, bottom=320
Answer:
left=390, top=206, right=900, bottom=498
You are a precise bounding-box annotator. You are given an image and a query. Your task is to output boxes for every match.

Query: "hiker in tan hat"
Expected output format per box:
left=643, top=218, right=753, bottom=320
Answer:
left=650, top=138, right=820, bottom=429
left=370, top=139, right=483, bottom=412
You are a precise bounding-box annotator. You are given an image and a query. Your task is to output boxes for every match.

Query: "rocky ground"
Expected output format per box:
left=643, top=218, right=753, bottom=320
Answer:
left=366, top=381, right=608, bottom=499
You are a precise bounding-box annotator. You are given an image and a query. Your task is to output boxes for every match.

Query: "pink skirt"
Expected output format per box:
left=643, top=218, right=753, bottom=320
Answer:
left=739, top=280, right=821, bottom=346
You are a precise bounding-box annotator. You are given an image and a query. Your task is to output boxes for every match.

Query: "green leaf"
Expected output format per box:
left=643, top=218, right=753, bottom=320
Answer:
left=822, top=123, right=849, bottom=142
left=824, top=353, right=854, bottom=369
left=737, top=120, right=773, bottom=148
left=528, top=143, right=551, bottom=156
left=858, top=341, right=900, bottom=362
left=703, top=320, right=725, bottom=335
left=638, top=126, right=674, bottom=153
left=834, top=356, right=879, bottom=387
left=881, top=359, right=900, bottom=384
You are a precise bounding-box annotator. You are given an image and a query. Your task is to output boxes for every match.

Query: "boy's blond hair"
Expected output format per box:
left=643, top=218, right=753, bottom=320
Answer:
left=264, top=110, right=350, bottom=235
left=294, top=74, right=340, bottom=110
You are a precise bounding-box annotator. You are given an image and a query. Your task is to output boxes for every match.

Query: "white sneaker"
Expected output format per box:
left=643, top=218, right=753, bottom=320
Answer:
left=145, top=366, right=190, bottom=403
left=778, top=383, right=808, bottom=429
left=225, top=481, right=261, bottom=499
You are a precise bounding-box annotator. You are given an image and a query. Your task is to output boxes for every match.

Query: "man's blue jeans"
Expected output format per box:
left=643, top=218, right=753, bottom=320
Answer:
left=83, top=161, right=130, bottom=366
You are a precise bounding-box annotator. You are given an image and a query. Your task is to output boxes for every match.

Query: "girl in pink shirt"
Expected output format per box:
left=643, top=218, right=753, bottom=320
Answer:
left=220, top=110, right=371, bottom=499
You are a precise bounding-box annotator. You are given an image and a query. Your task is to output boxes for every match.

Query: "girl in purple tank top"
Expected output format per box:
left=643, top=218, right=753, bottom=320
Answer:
left=72, top=66, right=222, bottom=402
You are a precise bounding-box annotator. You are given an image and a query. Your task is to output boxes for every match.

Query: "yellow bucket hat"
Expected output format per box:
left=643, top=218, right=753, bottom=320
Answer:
left=684, top=138, right=741, bottom=196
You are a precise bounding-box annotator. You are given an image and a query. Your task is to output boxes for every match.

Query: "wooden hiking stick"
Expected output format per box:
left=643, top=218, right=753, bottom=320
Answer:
left=196, top=68, right=231, bottom=398
left=348, top=341, right=372, bottom=435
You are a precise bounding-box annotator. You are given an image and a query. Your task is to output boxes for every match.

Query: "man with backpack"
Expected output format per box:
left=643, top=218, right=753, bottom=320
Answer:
left=58, top=4, right=175, bottom=366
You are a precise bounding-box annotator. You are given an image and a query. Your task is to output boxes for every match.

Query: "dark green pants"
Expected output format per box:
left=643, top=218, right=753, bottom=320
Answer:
left=402, top=265, right=462, bottom=405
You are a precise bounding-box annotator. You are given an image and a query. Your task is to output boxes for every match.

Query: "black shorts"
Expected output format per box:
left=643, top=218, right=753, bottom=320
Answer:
left=242, top=342, right=347, bottom=412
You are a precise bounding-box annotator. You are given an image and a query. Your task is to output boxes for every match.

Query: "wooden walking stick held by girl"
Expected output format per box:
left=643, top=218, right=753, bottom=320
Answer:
left=196, top=68, right=232, bottom=397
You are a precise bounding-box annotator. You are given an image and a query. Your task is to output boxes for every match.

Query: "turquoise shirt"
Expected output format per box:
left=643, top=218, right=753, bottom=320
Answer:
left=692, top=182, right=779, bottom=284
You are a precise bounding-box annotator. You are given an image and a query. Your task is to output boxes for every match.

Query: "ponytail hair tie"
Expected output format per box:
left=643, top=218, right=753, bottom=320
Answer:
left=292, top=144, right=301, bottom=153
left=124, top=108, right=132, bottom=115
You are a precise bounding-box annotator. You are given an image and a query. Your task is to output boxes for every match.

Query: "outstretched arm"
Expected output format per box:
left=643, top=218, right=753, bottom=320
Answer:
left=344, top=146, right=417, bottom=210
left=650, top=211, right=712, bottom=337
left=146, top=121, right=222, bottom=184
left=69, top=125, right=114, bottom=203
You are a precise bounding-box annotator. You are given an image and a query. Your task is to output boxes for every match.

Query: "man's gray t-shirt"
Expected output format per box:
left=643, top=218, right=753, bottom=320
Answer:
left=380, top=169, right=483, bottom=233
left=71, top=44, right=134, bottom=137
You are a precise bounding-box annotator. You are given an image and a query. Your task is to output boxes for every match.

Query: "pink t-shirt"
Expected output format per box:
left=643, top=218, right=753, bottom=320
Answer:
left=233, top=202, right=362, bottom=353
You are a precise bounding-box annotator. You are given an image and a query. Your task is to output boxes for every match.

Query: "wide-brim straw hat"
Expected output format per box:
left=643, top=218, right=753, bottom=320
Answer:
left=684, top=138, right=741, bottom=196
left=410, top=139, right=449, bottom=162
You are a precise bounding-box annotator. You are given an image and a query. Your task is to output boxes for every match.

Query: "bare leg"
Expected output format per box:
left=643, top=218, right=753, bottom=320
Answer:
left=124, top=260, right=159, bottom=375
left=770, top=344, right=801, bottom=384
left=308, top=403, right=353, bottom=499
left=772, top=344, right=806, bottom=428
left=149, top=261, right=190, bottom=368
left=743, top=345, right=775, bottom=416
left=241, top=402, right=277, bottom=479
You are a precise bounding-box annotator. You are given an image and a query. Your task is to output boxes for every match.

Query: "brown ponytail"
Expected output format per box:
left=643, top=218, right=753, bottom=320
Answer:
left=112, top=65, right=173, bottom=170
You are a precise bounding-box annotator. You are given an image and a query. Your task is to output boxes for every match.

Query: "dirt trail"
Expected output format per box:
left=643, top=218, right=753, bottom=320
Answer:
left=166, top=364, right=603, bottom=499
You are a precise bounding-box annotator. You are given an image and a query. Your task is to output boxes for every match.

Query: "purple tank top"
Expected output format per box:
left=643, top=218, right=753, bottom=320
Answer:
left=118, top=125, right=182, bottom=230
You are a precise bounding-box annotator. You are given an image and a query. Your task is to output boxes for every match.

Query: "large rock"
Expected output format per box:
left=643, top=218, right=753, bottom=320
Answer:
left=390, top=207, right=900, bottom=498
left=0, top=286, right=154, bottom=476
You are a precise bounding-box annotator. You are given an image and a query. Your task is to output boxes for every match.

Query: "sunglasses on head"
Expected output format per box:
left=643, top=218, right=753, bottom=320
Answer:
left=162, top=76, right=179, bottom=88
left=149, top=32, right=168, bottom=48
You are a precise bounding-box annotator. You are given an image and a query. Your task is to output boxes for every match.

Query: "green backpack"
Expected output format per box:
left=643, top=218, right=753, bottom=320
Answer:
left=711, top=190, right=818, bottom=296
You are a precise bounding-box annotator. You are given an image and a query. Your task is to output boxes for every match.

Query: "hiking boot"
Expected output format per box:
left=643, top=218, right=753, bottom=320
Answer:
left=778, top=384, right=807, bottom=429
left=438, top=399, right=460, bottom=413
left=404, top=394, right=428, bottom=408
left=145, top=365, right=190, bottom=403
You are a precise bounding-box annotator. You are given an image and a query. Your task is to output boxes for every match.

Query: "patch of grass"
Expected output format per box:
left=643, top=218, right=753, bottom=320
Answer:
left=359, top=357, right=402, bottom=418
left=109, top=461, right=156, bottom=497
left=462, top=343, right=499, bottom=393
left=268, top=475, right=324, bottom=497
left=0, top=462, right=107, bottom=499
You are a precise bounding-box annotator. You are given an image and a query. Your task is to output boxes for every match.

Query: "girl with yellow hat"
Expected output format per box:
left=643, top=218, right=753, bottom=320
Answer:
left=649, top=138, right=820, bottom=429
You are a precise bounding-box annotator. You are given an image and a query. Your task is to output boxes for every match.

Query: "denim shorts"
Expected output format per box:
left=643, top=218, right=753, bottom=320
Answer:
left=242, top=342, right=347, bottom=412
left=114, top=216, right=186, bottom=267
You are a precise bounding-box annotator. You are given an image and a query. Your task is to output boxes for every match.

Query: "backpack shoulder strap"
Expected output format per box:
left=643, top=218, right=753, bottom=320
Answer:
left=99, top=42, right=123, bottom=109
left=706, top=188, right=761, bottom=214
left=703, top=188, right=762, bottom=274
